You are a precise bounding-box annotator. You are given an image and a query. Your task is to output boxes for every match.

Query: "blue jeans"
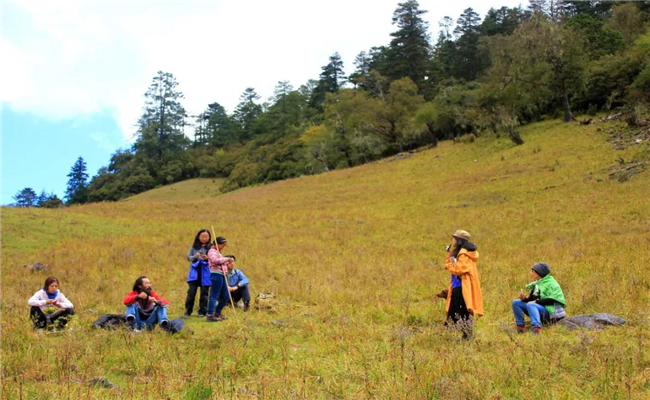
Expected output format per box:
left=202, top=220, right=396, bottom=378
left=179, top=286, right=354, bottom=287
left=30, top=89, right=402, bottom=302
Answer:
left=512, top=300, right=550, bottom=328
left=208, top=273, right=230, bottom=316
left=126, top=303, right=168, bottom=330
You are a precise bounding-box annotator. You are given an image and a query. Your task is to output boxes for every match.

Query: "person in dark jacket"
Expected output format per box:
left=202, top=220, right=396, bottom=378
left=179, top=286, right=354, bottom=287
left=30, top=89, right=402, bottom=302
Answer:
left=225, top=255, right=250, bottom=312
left=123, top=276, right=170, bottom=332
left=184, top=229, right=212, bottom=317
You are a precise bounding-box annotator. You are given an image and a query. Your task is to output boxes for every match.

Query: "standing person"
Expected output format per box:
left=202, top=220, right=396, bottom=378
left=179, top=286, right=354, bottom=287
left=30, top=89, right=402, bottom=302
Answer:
left=206, top=236, right=231, bottom=322
left=184, top=229, right=212, bottom=318
left=512, top=262, right=566, bottom=334
left=123, top=276, right=170, bottom=332
left=225, top=255, right=250, bottom=312
left=444, top=230, right=483, bottom=340
left=28, top=277, right=75, bottom=330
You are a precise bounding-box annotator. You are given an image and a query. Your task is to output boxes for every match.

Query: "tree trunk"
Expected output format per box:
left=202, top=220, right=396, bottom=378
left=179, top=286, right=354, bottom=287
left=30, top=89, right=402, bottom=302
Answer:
left=562, top=90, right=574, bottom=122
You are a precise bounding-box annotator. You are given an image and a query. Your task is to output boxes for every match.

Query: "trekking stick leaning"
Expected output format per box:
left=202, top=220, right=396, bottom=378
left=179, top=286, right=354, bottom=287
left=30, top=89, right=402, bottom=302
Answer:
left=211, top=225, right=236, bottom=309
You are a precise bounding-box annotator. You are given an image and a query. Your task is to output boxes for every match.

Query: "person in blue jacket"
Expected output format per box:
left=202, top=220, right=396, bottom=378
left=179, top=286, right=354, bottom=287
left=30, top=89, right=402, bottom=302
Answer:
left=225, top=255, right=250, bottom=312
left=184, top=229, right=212, bottom=317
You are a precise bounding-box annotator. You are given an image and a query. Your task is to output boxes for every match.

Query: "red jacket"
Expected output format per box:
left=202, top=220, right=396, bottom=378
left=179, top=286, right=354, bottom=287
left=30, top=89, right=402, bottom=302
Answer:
left=123, top=290, right=169, bottom=311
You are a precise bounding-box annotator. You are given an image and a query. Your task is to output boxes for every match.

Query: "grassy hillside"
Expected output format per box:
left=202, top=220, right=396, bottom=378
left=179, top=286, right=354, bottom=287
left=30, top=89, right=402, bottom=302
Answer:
left=1, top=119, right=649, bottom=399
left=122, top=178, right=224, bottom=202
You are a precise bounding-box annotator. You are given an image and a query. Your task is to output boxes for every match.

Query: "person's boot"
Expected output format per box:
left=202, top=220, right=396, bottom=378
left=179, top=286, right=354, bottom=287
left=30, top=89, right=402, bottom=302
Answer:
left=531, top=327, right=541, bottom=335
left=516, top=325, right=526, bottom=333
left=244, top=301, right=250, bottom=312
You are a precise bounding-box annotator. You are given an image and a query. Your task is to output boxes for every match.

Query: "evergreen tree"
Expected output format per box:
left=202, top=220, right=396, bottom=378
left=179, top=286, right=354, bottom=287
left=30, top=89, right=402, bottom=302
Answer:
left=272, top=81, right=294, bottom=114
left=194, top=102, right=236, bottom=148
left=65, top=156, right=89, bottom=205
left=481, top=7, right=529, bottom=36
left=133, top=71, right=189, bottom=167
left=40, top=193, right=63, bottom=208
left=383, top=0, right=431, bottom=90
left=233, top=88, right=263, bottom=141
left=36, top=190, right=49, bottom=207
left=349, top=51, right=371, bottom=89
left=453, top=8, right=488, bottom=81
left=310, top=53, right=347, bottom=110
left=13, top=187, right=37, bottom=207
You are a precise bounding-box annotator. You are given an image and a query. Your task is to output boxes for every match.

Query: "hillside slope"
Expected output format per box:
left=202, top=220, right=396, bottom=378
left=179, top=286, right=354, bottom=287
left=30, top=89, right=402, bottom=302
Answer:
left=122, top=178, right=224, bottom=202
left=2, top=119, right=649, bottom=399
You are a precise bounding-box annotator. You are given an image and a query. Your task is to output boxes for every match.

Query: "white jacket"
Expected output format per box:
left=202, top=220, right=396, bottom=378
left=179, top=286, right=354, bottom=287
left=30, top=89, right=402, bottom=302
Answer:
left=28, top=289, right=74, bottom=312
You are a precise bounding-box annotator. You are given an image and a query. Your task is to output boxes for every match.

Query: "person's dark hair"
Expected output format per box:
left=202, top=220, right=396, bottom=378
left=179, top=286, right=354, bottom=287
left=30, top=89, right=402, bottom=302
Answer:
left=452, top=238, right=476, bottom=258
left=133, top=276, right=148, bottom=292
left=43, top=277, right=59, bottom=290
left=225, top=254, right=236, bottom=261
left=192, top=229, right=212, bottom=250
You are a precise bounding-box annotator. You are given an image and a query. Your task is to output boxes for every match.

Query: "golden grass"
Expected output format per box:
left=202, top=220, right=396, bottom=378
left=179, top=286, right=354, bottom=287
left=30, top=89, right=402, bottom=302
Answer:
left=1, top=119, right=649, bottom=399
left=122, top=178, right=224, bottom=203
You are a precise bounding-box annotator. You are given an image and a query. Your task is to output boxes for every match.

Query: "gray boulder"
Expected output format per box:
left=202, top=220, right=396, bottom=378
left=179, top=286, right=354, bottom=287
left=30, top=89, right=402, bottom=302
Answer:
left=87, top=377, right=118, bottom=389
left=558, top=313, right=626, bottom=331
left=24, top=263, right=49, bottom=272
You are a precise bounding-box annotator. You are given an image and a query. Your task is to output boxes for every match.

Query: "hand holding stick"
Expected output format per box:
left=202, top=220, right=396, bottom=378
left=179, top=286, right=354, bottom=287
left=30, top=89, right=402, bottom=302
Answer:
left=211, top=225, right=236, bottom=309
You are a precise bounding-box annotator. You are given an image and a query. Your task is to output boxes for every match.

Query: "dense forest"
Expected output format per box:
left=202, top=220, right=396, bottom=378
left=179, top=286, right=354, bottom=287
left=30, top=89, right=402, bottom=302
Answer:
left=14, top=0, right=650, bottom=205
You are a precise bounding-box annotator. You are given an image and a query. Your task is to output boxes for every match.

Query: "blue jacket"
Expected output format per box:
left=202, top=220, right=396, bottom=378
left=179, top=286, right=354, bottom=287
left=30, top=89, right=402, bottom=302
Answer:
left=227, top=269, right=249, bottom=288
left=187, top=246, right=211, bottom=286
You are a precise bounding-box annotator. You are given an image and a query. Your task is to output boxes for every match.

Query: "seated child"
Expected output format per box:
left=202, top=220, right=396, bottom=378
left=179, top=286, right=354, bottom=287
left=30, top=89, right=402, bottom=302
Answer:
left=225, top=255, right=250, bottom=312
left=512, top=262, right=566, bottom=334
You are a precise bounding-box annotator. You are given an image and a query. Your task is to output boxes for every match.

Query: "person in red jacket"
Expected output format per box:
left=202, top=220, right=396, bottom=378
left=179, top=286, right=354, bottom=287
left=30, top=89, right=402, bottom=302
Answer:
left=123, top=276, right=169, bottom=332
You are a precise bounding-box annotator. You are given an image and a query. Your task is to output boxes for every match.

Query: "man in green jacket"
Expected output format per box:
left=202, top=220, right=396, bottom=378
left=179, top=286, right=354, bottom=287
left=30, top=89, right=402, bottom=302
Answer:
left=512, top=262, right=566, bottom=334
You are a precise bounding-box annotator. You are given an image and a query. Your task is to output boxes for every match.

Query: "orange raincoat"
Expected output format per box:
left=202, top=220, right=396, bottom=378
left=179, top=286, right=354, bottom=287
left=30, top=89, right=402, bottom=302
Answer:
left=445, top=248, right=484, bottom=317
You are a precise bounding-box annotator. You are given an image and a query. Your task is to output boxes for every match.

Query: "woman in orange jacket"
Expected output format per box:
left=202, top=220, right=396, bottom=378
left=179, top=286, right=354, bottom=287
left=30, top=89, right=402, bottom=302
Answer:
left=444, top=230, right=483, bottom=339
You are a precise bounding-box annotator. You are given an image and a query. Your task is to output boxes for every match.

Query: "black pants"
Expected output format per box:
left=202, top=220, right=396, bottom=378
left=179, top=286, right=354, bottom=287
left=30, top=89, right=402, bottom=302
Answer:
left=30, top=307, right=75, bottom=329
left=446, top=287, right=473, bottom=339
left=185, top=280, right=210, bottom=316
left=230, top=285, right=251, bottom=304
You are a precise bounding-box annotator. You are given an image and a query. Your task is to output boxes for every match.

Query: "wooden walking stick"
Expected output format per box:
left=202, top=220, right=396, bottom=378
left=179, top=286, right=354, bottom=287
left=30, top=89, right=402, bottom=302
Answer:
left=211, top=225, right=236, bottom=309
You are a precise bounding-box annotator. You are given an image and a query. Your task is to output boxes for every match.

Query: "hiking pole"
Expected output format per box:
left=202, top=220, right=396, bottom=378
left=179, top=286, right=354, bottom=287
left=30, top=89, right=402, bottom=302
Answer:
left=211, top=225, right=236, bottom=309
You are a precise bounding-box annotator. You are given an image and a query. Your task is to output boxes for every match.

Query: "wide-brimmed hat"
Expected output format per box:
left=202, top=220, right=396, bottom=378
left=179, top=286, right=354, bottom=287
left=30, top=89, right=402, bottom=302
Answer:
left=452, top=230, right=471, bottom=241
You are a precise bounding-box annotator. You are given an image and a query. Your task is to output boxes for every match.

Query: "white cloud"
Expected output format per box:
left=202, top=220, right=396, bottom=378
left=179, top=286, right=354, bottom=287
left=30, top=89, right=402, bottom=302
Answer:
left=2, top=0, right=524, bottom=142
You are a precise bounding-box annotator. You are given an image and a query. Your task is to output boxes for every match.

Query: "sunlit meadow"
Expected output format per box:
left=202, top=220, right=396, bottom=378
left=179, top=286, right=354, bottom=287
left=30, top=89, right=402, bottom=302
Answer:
left=1, top=119, right=649, bottom=399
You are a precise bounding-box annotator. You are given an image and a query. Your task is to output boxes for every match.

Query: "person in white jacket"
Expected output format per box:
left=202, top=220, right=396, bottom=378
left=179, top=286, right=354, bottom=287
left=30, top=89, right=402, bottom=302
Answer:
left=28, top=277, right=75, bottom=330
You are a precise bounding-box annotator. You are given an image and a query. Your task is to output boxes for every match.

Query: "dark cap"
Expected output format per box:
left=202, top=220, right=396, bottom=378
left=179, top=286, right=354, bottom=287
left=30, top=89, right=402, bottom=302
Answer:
left=532, top=262, right=550, bottom=278
left=216, top=236, right=227, bottom=245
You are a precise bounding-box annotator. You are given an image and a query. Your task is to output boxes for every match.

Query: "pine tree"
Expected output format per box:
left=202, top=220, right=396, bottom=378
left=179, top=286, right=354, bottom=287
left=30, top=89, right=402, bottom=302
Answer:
left=65, top=156, right=89, bottom=205
left=233, top=88, right=263, bottom=141
left=453, top=8, right=487, bottom=81
left=13, top=188, right=38, bottom=207
left=134, top=71, right=189, bottom=165
left=383, top=0, right=431, bottom=90
left=310, top=53, right=347, bottom=110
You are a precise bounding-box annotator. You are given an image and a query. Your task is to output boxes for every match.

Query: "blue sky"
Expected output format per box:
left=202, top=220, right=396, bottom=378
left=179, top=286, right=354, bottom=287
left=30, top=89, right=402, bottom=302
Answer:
left=1, top=0, right=523, bottom=205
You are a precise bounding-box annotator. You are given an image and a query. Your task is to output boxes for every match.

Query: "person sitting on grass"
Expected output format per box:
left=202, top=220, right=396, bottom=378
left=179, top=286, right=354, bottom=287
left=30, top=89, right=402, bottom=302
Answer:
left=123, top=276, right=170, bottom=332
left=225, top=255, right=250, bottom=312
left=512, top=262, right=566, bottom=334
left=28, top=277, right=75, bottom=331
